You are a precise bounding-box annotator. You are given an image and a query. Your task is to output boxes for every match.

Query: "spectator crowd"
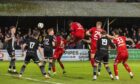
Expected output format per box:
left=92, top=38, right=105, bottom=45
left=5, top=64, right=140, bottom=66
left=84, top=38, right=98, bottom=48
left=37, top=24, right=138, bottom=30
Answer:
left=109, top=27, right=140, bottom=49
left=0, top=26, right=140, bottom=50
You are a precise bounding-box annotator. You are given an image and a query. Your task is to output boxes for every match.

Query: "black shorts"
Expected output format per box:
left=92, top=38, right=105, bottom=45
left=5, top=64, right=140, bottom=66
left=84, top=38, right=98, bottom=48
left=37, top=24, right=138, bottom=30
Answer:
left=7, top=49, right=15, bottom=57
left=95, top=51, right=109, bottom=64
left=24, top=51, right=40, bottom=63
left=44, top=47, right=53, bottom=59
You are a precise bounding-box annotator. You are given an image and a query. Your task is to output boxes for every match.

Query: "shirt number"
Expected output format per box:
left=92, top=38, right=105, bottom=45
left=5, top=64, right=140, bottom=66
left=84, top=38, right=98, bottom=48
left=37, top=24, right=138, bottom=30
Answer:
left=102, top=39, right=107, bottom=45
left=44, top=39, right=49, bottom=45
left=94, top=31, right=101, bottom=40
left=116, top=37, right=124, bottom=45
left=30, top=42, right=35, bottom=49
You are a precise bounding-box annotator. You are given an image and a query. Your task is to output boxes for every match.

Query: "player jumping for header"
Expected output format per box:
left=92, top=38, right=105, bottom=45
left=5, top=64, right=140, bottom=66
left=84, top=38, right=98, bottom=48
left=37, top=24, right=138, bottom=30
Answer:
left=67, top=21, right=85, bottom=47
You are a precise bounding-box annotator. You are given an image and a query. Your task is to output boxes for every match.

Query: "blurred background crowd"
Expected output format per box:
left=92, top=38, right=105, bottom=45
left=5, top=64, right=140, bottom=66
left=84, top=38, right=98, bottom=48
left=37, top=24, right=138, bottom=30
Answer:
left=0, top=25, right=140, bottom=50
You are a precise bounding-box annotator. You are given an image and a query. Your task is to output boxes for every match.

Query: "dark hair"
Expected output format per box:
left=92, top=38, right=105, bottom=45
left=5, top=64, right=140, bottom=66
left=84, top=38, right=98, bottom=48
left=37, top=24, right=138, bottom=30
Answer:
left=113, top=29, right=119, bottom=35
left=47, top=28, right=54, bottom=34
left=10, top=26, right=16, bottom=30
left=33, top=30, right=40, bottom=37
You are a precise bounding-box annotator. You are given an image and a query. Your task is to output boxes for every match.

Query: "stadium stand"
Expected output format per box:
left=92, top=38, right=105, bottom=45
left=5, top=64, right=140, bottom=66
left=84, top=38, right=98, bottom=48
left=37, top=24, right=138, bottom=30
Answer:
left=0, top=1, right=140, bottom=17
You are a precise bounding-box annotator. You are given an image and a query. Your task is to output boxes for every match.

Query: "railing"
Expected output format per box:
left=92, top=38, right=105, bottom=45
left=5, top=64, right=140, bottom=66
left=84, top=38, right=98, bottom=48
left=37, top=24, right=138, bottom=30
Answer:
left=0, top=49, right=139, bottom=61
left=109, top=49, right=140, bottom=60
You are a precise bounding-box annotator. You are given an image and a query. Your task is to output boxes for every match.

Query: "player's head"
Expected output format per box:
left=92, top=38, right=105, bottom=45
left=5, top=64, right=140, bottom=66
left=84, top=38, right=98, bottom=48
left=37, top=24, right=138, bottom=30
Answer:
left=112, top=29, right=119, bottom=36
left=10, top=26, right=16, bottom=34
left=96, top=21, right=102, bottom=29
left=47, top=28, right=54, bottom=35
left=101, top=30, right=107, bottom=37
left=33, top=30, right=40, bottom=39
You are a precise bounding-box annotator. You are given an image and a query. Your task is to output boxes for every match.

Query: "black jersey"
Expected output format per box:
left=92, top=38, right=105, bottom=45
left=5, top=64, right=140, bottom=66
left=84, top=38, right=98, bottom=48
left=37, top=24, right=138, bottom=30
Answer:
left=97, top=36, right=114, bottom=53
left=26, top=37, right=40, bottom=52
left=6, top=34, right=17, bottom=51
left=42, top=35, right=54, bottom=49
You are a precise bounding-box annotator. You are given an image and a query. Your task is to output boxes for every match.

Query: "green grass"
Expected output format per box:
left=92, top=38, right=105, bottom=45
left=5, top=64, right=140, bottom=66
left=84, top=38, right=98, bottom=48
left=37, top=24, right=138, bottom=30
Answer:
left=0, top=60, right=139, bottom=84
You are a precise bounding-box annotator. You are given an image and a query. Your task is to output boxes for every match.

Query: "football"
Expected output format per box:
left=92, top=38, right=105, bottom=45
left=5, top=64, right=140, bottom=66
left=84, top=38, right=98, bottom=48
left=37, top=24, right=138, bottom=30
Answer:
left=37, top=22, right=44, bottom=29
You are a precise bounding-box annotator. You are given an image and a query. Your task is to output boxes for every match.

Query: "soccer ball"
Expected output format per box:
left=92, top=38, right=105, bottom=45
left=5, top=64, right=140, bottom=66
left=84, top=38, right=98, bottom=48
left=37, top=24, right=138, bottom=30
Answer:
left=38, top=22, right=44, bottom=29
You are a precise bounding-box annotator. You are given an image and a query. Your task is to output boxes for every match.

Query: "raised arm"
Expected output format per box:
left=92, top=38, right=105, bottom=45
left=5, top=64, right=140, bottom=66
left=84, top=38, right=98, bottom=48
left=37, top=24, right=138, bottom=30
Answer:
left=107, top=34, right=115, bottom=40
left=126, top=38, right=135, bottom=47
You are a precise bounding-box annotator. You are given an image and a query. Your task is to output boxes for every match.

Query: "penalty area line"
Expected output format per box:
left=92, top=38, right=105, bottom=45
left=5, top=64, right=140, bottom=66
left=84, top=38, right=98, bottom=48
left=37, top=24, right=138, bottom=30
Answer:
left=4, top=74, right=63, bottom=84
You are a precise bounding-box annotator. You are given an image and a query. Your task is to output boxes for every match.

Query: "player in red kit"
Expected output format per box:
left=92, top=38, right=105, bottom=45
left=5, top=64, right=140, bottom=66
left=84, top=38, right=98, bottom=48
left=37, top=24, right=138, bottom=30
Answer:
left=86, top=21, right=103, bottom=77
left=52, top=34, right=66, bottom=75
left=68, top=21, right=85, bottom=45
left=108, top=29, right=134, bottom=80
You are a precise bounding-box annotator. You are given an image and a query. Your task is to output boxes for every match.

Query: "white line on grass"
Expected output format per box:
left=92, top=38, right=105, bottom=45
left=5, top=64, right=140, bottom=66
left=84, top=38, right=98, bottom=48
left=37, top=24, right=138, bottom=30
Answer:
left=4, top=74, right=63, bottom=84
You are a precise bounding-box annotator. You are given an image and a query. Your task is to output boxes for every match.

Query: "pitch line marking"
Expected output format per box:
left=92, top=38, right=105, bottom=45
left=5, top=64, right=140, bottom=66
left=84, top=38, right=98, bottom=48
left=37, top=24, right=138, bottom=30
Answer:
left=4, top=74, right=63, bottom=84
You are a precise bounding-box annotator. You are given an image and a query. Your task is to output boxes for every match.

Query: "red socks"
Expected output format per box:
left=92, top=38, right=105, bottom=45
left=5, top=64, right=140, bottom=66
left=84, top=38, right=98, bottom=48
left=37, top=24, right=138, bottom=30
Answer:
left=90, top=58, right=94, bottom=67
left=123, top=63, right=131, bottom=73
left=114, top=64, right=118, bottom=76
left=52, top=66, right=56, bottom=72
left=58, top=61, right=64, bottom=69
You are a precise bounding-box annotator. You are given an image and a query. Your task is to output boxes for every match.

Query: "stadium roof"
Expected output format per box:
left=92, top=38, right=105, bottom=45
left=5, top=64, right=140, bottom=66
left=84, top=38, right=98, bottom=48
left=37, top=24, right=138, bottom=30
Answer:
left=0, top=1, right=140, bottom=17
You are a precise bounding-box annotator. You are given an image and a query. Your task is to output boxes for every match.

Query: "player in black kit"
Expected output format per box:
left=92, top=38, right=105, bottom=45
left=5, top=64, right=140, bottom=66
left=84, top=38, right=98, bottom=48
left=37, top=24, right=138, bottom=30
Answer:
left=5, top=26, right=18, bottom=74
left=93, top=31, right=115, bottom=80
left=42, top=28, right=55, bottom=75
left=19, top=30, right=50, bottom=79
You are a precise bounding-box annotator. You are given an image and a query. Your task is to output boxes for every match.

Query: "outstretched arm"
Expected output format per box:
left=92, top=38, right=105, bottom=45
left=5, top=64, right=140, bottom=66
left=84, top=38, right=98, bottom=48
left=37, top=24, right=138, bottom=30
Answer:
left=126, top=38, right=135, bottom=47
left=107, top=34, right=115, bottom=39
left=86, top=30, right=91, bottom=36
left=5, top=36, right=12, bottom=42
left=82, top=38, right=91, bottom=44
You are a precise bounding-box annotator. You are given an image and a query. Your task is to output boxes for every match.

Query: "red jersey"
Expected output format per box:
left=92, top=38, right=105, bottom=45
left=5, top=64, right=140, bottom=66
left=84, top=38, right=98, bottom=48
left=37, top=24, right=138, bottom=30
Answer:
left=136, top=43, right=140, bottom=49
left=88, top=27, right=102, bottom=43
left=70, top=22, right=84, bottom=35
left=55, top=36, right=66, bottom=49
left=113, top=36, right=128, bottom=53
left=88, top=27, right=103, bottom=54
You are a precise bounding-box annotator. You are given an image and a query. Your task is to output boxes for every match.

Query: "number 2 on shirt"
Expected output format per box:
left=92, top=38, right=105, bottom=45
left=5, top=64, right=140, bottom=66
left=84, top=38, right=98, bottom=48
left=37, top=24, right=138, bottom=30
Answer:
left=94, top=31, right=101, bottom=40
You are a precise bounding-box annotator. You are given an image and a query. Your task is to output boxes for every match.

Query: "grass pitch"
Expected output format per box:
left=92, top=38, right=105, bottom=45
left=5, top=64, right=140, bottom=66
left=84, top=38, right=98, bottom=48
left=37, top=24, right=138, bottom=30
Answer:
left=0, top=60, right=139, bottom=84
